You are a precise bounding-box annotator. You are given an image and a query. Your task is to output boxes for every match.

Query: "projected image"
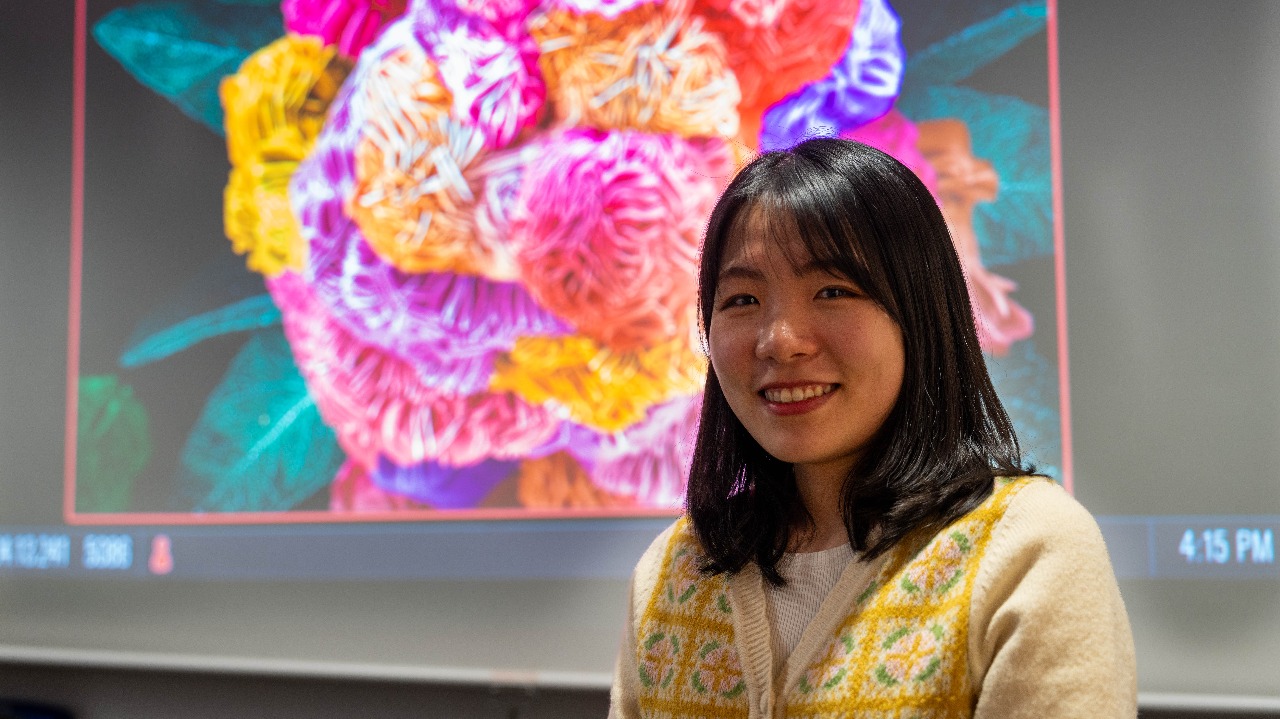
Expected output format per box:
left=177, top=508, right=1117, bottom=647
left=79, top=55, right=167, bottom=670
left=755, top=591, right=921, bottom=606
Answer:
left=72, top=0, right=1060, bottom=520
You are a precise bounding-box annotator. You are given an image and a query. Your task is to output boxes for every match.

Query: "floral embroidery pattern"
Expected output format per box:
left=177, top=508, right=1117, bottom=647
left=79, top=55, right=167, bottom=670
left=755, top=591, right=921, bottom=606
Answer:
left=635, top=519, right=747, bottom=718
left=639, top=631, right=679, bottom=688
left=875, top=625, right=944, bottom=686
left=798, top=634, right=854, bottom=694
left=666, top=546, right=699, bottom=604
left=691, top=640, right=747, bottom=698
left=901, top=530, right=972, bottom=597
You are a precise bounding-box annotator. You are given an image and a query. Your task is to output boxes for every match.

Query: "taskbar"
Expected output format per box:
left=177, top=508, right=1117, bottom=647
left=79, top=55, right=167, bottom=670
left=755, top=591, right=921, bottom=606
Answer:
left=0, top=516, right=1273, bottom=581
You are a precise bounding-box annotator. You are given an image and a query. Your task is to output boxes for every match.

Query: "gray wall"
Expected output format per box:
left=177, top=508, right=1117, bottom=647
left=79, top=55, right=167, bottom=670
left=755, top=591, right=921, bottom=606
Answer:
left=0, top=663, right=1274, bottom=719
left=0, top=660, right=1274, bottom=716
left=0, top=663, right=608, bottom=718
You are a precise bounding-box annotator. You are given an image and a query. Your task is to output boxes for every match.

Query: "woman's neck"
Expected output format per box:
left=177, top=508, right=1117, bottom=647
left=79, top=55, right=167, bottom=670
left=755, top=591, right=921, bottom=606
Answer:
left=789, top=462, right=852, bottom=553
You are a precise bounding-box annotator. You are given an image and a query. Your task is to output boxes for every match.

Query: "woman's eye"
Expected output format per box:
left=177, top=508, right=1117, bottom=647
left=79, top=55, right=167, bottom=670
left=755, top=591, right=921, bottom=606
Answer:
left=817, top=286, right=857, bottom=299
left=720, top=294, right=758, bottom=309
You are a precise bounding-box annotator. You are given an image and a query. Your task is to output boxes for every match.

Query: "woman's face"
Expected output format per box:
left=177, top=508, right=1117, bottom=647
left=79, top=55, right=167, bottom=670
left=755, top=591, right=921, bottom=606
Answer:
left=708, top=211, right=905, bottom=481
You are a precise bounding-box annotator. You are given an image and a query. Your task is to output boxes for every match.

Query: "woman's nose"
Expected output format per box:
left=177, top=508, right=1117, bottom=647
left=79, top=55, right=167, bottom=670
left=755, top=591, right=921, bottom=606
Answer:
left=755, top=307, right=819, bottom=361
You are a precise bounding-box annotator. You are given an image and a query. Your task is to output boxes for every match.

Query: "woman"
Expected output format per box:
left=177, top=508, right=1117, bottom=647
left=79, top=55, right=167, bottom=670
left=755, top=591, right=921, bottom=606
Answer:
left=609, top=139, right=1136, bottom=718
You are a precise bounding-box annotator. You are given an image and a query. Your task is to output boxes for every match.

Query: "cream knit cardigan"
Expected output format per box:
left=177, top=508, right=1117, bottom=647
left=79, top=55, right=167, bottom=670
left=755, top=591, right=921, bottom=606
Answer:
left=609, top=480, right=1137, bottom=718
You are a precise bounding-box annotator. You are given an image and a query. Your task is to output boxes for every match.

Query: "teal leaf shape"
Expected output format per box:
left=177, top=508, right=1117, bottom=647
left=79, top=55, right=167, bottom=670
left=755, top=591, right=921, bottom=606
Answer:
left=176, top=329, right=343, bottom=512
left=986, top=339, right=1061, bottom=481
left=897, top=85, right=1051, bottom=266
left=121, top=294, right=281, bottom=368
left=77, top=375, right=152, bottom=513
left=120, top=252, right=278, bottom=367
left=902, top=2, right=1047, bottom=88
left=92, top=1, right=283, bottom=132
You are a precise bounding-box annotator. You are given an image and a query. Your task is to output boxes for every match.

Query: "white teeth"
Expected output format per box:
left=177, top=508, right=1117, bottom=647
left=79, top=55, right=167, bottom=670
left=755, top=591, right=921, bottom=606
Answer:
left=763, top=384, right=834, bottom=404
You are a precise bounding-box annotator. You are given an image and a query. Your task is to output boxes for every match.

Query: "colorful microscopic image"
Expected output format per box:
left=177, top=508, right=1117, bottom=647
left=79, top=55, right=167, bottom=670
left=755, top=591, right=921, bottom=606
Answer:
left=71, top=0, right=1062, bottom=521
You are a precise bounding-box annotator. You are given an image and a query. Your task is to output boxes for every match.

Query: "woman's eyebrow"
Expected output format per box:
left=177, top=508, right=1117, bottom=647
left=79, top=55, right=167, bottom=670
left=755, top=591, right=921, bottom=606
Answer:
left=795, top=259, right=855, bottom=280
left=718, top=259, right=849, bottom=283
left=716, top=263, right=766, bottom=283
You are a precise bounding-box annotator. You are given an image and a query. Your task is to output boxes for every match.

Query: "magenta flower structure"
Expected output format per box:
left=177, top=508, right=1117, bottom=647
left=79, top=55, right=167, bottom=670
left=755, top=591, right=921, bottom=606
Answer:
left=455, top=0, right=541, bottom=37
left=509, top=127, right=731, bottom=352
left=267, top=271, right=561, bottom=470
left=843, top=109, right=939, bottom=198
left=283, top=0, right=407, bottom=57
left=294, top=143, right=571, bottom=393
left=570, top=393, right=703, bottom=506
left=409, top=0, right=545, bottom=149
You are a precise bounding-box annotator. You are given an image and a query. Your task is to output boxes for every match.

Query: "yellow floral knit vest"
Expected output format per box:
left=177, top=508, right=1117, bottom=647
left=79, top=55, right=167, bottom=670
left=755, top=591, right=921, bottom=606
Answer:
left=633, top=477, right=1034, bottom=719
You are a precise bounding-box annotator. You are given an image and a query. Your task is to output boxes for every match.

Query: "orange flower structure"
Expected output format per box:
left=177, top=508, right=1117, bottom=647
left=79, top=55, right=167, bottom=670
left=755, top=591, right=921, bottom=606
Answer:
left=221, top=35, right=351, bottom=276
left=532, top=1, right=740, bottom=137
left=917, top=119, right=1033, bottom=355
left=345, top=44, right=499, bottom=276
left=516, top=451, right=631, bottom=508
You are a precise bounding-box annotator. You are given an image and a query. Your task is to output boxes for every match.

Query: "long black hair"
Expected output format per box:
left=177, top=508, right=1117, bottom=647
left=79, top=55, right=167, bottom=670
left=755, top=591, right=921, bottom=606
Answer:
left=686, top=138, right=1030, bottom=586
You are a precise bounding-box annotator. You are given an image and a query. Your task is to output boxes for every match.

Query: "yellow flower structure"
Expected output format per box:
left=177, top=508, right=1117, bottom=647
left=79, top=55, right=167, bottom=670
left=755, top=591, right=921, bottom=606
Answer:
left=222, top=34, right=350, bottom=276
left=491, top=333, right=706, bottom=432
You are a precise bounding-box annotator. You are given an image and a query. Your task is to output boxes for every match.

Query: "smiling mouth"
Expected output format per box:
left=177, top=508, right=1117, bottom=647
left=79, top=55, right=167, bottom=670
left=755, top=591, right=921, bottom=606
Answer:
left=761, top=384, right=836, bottom=404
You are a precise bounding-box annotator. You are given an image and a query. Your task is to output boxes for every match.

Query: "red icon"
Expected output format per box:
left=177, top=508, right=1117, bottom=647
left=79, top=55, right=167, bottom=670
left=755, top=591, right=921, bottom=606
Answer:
left=148, top=534, right=173, bottom=575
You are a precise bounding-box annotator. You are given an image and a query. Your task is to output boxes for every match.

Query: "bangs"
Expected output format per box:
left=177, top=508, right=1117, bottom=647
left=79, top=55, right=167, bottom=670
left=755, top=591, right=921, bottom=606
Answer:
left=719, top=187, right=894, bottom=317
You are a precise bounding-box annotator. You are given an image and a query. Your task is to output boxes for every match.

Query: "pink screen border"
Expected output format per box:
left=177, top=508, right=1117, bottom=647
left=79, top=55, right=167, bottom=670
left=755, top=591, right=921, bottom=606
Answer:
left=63, top=0, right=1072, bottom=526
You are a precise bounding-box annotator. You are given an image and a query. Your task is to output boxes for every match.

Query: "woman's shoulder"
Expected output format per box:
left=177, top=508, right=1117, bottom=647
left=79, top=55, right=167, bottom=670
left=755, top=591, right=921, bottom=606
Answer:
left=968, top=477, right=1137, bottom=715
left=971, top=475, right=1120, bottom=615
left=637, top=517, right=687, bottom=570
left=990, top=476, right=1105, bottom=547
left=628, top=517, right=690, bottom=618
